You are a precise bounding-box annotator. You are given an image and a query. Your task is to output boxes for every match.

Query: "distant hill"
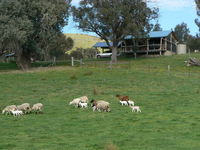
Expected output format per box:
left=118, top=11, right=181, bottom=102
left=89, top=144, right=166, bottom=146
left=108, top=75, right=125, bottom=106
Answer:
left=64, top=33, right=102, bottom=51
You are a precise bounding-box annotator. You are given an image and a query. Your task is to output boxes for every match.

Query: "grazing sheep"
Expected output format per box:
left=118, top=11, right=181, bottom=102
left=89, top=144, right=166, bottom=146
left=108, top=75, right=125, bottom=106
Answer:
left=17, top=103, right=31, bottom=114
left=69, top=98, right=81, bottom=107
left=116, top=94, right=129, bottom=101
left=32, top=103, right=43, bottom=113
left=2, top=105, right=17, bottom=115
left=79, top=96, right=88, bottom=103
left=11, top=110, right=23, bottom=116
left=119, top=100, right=128, bottom=106
left=130, top=106, right=141, bottom=113
left=128, top=100, right=134, bottom=106
left=78, top=102, right=88, bottom=108
left=91, top=100, right=110, bottom=112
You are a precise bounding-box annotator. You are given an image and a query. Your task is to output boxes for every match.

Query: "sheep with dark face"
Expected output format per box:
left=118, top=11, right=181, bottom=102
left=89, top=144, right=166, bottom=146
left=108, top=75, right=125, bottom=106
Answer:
left=91, top=100, right=110, bottom=112
left=17, top=103, right=31, bottom=114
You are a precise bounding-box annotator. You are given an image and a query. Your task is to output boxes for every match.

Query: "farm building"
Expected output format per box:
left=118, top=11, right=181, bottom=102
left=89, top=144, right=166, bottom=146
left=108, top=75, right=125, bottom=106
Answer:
left=93, top=30, right=179, bottom=55
left=93, top=42, right=121, bottom=52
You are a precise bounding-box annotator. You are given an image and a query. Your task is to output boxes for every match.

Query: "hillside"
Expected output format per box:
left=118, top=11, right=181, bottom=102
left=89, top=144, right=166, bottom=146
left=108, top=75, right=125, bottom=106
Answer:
left=64, top=33, right=103, bottom=51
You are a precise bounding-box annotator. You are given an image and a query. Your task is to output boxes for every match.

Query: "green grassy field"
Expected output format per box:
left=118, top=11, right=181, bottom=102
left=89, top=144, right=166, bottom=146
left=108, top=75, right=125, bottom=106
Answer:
left=1, top=54, right=200, bottom=150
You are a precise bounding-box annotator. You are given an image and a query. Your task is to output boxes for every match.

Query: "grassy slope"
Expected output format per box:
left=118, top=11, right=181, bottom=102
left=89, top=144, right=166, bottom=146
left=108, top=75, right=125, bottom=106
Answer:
left=1, top=54, right=200, bottom=150
left=65, top=33, right=102, bottom=51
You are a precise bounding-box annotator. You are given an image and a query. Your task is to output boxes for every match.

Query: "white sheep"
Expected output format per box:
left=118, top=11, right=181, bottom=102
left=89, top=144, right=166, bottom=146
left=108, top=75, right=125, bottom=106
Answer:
left=128, top=100, right=134, bottom=106
left=79, top=96, right=88, bottom=103
left=2, top=105, right=17, bottom=115
left=91, top=100, right=110, bottom=112
left=119, top=100, right=128, bottom=106
left=32, top=103, right=43, bottom=113
left=78, top=102, right=88, bottom=108
left=11, top=110, right=23, bottom=116
left=17, top=103, right=31, bottom=114
left=69, top=98, right=81, bottom=107
left=130, top=106, right=141, bottom=113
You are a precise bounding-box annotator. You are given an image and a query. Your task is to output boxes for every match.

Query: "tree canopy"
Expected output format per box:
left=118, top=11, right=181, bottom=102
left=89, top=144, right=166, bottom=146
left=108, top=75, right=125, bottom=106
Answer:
left=195, top=0, right=200, bottom=31
left=72, top=0, right=158, bottom=62
left=0, top=0, right=72, bottom=69
left=174, top=22, right=190, bottom=43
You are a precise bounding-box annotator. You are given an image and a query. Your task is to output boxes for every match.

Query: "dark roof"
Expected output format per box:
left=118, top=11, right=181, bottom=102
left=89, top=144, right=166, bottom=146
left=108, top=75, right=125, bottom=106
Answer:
left=125, top=30, right=173, bottom=39
left=93, top=42, right=113, bottom=48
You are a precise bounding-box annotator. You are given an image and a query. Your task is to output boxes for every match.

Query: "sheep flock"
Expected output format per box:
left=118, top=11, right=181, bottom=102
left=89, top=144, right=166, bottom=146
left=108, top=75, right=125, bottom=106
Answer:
left=2, top=103, right=43, bottom=117
left=69, top=94, right=141, bottom=113
left=1, top=94, right=141, bottom=117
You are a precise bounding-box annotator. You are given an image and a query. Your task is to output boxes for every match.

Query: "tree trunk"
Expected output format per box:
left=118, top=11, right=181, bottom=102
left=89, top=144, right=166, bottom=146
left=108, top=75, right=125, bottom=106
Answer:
left=111, top=38, right=118, bottom=63
left=111, top=46, right=117, bottom=63
left=16, top=50, right=31, bottom=70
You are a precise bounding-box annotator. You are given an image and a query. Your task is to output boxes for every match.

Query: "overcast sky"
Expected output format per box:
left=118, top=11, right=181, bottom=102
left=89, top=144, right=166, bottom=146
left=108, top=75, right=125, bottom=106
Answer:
left=63, top=0, right=199, bottom=36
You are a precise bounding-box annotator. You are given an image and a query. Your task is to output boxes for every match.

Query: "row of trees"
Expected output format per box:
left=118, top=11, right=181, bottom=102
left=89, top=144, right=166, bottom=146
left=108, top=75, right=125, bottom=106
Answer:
left=1, top=0, right=200, bottom=69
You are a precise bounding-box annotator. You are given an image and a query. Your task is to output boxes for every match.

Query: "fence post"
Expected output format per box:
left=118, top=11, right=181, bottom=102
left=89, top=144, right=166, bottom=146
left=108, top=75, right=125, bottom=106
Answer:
left=71, top=57, right=74, bottom=66
left=53, top=56, right=56, bottom=66
left=168, top=65, right=170, bottom=72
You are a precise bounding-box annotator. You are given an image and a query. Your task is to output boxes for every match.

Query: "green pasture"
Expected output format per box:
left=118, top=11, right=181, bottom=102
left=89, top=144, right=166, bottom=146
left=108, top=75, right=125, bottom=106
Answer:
left=1, top=54, right=200, bottom=150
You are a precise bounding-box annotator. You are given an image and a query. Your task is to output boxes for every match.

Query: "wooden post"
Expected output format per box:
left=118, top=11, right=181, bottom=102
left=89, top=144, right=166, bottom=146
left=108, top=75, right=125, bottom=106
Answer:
left=170, top=34, right=173, bottom=52
left=134, top=53, right=137, bottom=59
left=160, top=38, right=163, bottom=50
left=71, top=57, right=74, bottom=66
left=53, top=56, right=56, bottom=66
left=165, top=38, right=167, bottom=50
left=168, top=65, right=170, bottom=72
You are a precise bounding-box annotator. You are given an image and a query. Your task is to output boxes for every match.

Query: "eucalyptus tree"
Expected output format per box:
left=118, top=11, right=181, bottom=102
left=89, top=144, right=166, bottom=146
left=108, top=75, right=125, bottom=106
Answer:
left=174, top=22, right=190, bottom=43
left=0, top=0, right=71, bottom=69
left=72, top=0, right=158, bottom=63
left=153, top=21, right=162, bottom=31
left=195, top=0, right=200, bottom=31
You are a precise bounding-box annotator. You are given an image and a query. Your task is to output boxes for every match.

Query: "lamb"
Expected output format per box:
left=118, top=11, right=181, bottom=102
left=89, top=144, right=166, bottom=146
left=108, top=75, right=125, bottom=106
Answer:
left=11, top=110, right=23, bottom=116
left=128, top=100, right=134, bottom=106
left=91, top=100, right=110, bottom=112
left=130, top=106, right=141, bottom=113
left=2, top=105, right=17, bottom=115
left=119, top=100, right=128, bottom=106
left=17, top=103, right=31, bottom=114
left=32, top=103, right=43, bottom=113
left=78, top=102, right=88, bottom=108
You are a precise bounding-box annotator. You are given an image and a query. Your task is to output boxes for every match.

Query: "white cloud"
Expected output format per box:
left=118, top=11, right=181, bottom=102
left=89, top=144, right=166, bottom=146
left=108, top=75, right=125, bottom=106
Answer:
left=151, top=0, right=195, bottom=10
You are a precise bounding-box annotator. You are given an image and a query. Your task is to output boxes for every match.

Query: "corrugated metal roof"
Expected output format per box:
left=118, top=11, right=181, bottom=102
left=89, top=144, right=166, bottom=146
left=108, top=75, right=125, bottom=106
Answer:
left=125, top=30, right=172, bottom=39
left=94, top=31, right=174, bottom=48
left=93, top=42, right=113, bottom=48
left=149, top=30, right=172, bottom=38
